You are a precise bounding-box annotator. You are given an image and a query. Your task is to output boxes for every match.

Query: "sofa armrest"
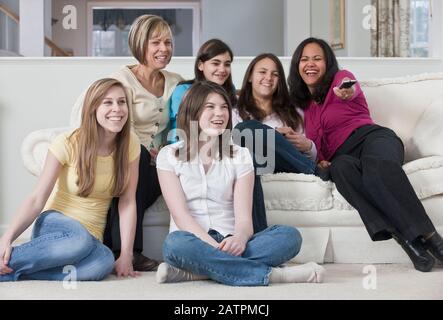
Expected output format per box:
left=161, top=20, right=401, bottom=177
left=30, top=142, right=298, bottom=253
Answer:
left=21, top=127, right=72, bottom=176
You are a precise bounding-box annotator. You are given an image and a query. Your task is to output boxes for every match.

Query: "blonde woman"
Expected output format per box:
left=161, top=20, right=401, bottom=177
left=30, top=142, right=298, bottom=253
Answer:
left=0, top=78, right=140, bottom=281
left=73, top=15, right=183, bottom=271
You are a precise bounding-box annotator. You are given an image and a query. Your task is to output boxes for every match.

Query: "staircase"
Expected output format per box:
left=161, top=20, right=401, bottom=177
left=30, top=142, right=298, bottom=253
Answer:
left=0, top=3, right=72, bottom=57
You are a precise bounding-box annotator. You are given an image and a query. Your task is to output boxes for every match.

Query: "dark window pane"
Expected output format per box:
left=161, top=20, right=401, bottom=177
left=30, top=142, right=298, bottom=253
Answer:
left=92, top=8, right=194, bottom=57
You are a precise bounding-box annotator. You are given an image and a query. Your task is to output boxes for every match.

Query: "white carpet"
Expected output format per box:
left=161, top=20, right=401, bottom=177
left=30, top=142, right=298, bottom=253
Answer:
left=1, top=264, right=442, bottom=300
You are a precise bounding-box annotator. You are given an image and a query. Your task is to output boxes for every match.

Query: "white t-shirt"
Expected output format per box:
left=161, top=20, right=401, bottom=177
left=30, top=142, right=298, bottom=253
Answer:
left=156, top=141, right=254, bottom=236
left=232, top=109, right=285, bottom=129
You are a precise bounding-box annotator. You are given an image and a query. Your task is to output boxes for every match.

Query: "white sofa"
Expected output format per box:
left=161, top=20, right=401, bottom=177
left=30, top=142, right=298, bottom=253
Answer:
left=22, top=73, right=443, bottom=264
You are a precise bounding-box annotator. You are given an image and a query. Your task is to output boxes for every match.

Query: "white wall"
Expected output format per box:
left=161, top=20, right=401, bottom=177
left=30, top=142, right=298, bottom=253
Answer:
left=311, top=0, right=349, bottom=57
left=201, top=0, right=284, bottom=56
left=19, top=0, right=45, bottom=56
left=346, top=0, right=371, bottom=57
left=284, top=0, right=310, bottom=56
left=309, top=0, right=373, bottom=57
left=311, top=0, right=330, bottom=47
left=1, top=56, right=443, bottom=237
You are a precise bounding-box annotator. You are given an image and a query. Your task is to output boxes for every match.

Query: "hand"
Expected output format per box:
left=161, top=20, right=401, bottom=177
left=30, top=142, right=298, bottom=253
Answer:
left=114, top=252, right=139, bottom=278
left=0, top=239, right=13, bottom=275
left=318, top=160, right=331, bottom=169
left=276, top=127, right=313, bottom=153
left=218, top=234, right=248, bottom=256
left=285, top=132, right=313, bottom=153
left=333, top=78, right=355, bottom=100
left=149, top=148, right=158, bottom=166
left=275, top=127, right=294, bottom=137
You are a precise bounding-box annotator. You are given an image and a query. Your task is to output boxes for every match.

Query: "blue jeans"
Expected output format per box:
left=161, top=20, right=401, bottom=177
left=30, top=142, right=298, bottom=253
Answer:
left=233, top=120, right=316, bottom=175
left=0, top=211, right=115, bottom=282
left=163, top=225, right=302, bottom=286
left=233, top=120, right=316, bottom=234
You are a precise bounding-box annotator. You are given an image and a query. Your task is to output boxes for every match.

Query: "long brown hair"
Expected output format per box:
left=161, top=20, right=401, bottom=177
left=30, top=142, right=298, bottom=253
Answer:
left=180, top=39, right=237, bottom=106
left=288, top=38, right=340, bottom=109
left=71, top=78, right=131, bottom=197
left=237, top=53, right=302, bottom=131
left=176, top=81, right=234, bottom=161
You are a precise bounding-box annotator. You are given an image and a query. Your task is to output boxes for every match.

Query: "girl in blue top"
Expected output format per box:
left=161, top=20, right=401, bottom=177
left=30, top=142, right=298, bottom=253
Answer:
left=168, top=39, right=237, bottom=144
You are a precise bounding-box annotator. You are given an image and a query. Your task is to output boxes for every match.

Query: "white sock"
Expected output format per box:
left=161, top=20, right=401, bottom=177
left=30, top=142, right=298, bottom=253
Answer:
left=156, top=262, right=209, bottom=283
left=269, top=262, right=325, bottom=284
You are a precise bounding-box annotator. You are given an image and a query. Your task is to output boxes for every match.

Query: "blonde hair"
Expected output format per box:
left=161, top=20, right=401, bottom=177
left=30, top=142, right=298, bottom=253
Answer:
left=128, top=14, right=172, bottom=65
left=71, top=78, right=131, bottom=197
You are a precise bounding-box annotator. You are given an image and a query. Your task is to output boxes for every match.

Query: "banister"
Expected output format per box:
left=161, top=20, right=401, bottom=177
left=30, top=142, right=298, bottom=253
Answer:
left=0, top=4, right=19, bottom=23
left=0, top=4, right=72, bottom=56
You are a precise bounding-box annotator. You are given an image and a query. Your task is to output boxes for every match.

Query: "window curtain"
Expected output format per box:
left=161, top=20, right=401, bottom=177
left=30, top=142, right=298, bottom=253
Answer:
left=371, top=0, right=411, bottom=57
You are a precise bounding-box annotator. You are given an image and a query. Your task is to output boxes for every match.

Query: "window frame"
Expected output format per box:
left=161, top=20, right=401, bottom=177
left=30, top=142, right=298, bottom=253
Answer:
left=87, top=1, right=201, bottom=57
left=410, top=0, right=430, bottom=57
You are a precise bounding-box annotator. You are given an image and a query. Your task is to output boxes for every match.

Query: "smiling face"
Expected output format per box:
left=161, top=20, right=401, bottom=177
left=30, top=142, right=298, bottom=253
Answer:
left=198, top=92, right=230, bottom=137
left=198, top=51, right=232, bottom=85
left=96, top=85, right=129, bottom=135
left=249, top=57, right=280, bottom=100
left=298, top=42, right=327, bottom=93
left=145, top=31, right=173, bottom=69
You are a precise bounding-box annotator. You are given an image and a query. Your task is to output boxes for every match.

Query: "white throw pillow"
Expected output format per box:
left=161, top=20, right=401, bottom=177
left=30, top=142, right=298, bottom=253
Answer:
left=407, top=95, right=443, bottom=161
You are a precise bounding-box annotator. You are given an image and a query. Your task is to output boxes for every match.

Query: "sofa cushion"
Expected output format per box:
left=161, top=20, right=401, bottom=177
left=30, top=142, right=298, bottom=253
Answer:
left=143, top=156, right=443, bottom=227
left=261, top=173, right=333, bottom=211
left=361, top=74, right=443, bottom=160
left=407, top=95, right=443, bottom=160
left=403, top=156, right=443, bottom=200
left=266, top=209, right=363, bottom=227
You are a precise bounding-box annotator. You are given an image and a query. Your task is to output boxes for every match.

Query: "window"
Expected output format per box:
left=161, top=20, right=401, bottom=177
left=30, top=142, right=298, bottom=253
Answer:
left=87, top=2, right=200, bottom=57
left=410, top=0, right=430, bottom=57
left=92, top=28, right=116, bottom=56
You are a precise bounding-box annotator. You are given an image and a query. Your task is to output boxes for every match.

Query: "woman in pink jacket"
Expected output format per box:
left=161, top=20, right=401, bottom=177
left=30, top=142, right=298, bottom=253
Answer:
left=288, top=37, right=443, bottom=273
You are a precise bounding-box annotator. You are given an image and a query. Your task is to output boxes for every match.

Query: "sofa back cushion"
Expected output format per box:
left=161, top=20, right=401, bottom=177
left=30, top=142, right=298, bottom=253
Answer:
left=407, top=95, right=443, bottom=160
left=360, top=74, right=443, bottom=161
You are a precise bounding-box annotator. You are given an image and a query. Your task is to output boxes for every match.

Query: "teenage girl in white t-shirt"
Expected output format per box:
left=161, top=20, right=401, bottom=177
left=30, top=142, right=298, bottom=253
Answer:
left=155, top=81, right=325, bottom=286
